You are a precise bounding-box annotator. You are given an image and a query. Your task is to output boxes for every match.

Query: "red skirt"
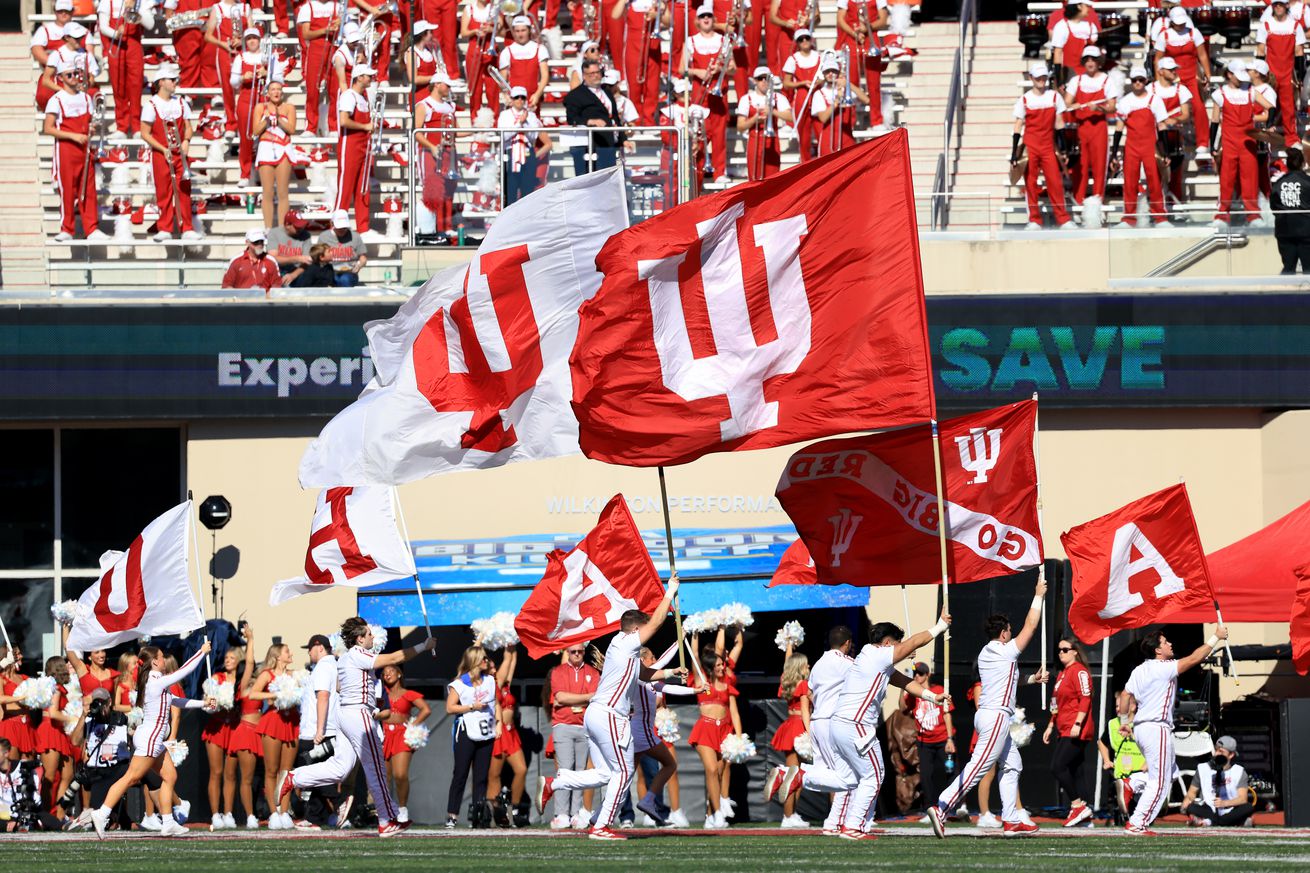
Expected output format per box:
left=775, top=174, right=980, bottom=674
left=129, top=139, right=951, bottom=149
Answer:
left=770, top=714, right=806, bottom=753
left=382, top=722, right=414, bottom=760
left=493, top=725, right=522, bottom=758
left=227, top=719, right=264, bottom=756
left=202, top=712, right=235, bottom=748
left=689, top=715, right=733, bottom=751
left=0, top=714, right=38, bottom=755
left=36, top=719, right=76, bottom=757
left=256, top=707, right=299, bottom=744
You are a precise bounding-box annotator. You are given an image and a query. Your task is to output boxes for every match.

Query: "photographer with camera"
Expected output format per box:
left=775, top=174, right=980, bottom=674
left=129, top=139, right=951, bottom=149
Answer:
left=0, top=737, right=60, bottom=831
left=62, top=688, right=130, bottom=826
left=1181, top=735, right=1254, bottom=827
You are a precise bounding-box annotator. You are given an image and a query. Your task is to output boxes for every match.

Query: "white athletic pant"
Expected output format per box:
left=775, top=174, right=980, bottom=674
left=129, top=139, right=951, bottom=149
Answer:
left=1129, top=722, right=1177, bottom=829
left=937, top=709, right=1023, bottom=823
left=805, top=717, right=856, bottom=830
left=290, top=733, right=356, bottom=791
left=832, top=718, right=884, bottom=831
left=341, top=705, right=398, bottom=825
left=550, top=705, right=634, bottom=829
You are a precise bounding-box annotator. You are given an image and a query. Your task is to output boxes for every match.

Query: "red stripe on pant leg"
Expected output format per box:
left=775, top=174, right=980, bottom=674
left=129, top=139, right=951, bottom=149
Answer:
left=857, top=725, right=879, bottom=825
left=1145, top=724, right=1168, bottom=826
left=363, top=711, right=396, bottom=821
left=945, top=713, right=1004, bottom=812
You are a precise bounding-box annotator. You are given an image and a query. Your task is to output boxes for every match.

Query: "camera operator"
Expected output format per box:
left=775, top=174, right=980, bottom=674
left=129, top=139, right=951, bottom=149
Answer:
left=1181, top=735, right=1254, bottom=827
left=63, top=688, right=131, bottom=828
left=0, top=738, right=61, bottom=831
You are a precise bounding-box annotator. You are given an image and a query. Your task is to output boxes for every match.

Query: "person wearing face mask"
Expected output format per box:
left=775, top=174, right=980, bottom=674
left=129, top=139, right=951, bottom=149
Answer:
left=222, top=228, right=282, bottom=290
left=1181, top=736, right=1254, bottom=827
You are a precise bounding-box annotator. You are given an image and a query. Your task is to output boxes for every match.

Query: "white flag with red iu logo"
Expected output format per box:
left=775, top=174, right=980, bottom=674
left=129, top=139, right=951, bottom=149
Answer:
left=269, top=487, right=418, bottom=606
left=67, top=501, right=202, bottom=652
left=299, top=168, right=629, bottom=487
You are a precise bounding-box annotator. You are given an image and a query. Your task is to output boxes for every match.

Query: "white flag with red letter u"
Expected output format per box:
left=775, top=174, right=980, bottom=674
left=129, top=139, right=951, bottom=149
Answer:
left=298, top=168, right=629, bottom=487
left=269, top=487, right=418, bottom=606
left=67, top=501, right=202, bottom=652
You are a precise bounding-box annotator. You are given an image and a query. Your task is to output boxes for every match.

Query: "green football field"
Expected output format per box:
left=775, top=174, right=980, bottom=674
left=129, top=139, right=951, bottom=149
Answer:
left=3, top=826, right=1308, bottom=872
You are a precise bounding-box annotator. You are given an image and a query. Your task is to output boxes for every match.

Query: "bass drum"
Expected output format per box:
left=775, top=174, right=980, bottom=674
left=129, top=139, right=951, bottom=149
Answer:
left=1138, top=6, right=1164, bottom=38
left=1098, top=11, right=1129, bottom=60
left=1220, top=5, right=1252, bottom=47
left=1192, top=5, right=1218, bottom=38
left=1018, top=13, right=1049, bottom=59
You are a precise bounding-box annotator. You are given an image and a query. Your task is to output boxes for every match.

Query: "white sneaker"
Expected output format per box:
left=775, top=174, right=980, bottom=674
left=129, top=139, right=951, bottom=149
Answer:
left=919, top=814, right=933, bottom=823
left=140, top=813, right=163, bottom=832
left=1059, top=220, right=1078, bottom=230
left=160, top=819, right=189, bottom=837
left=713, top=175, right=729, bottom=185
left=1211, top=219, right=1229, bottom=230
left=704, top=812, right=720, bottom=829
left=1024, top=222, right=1041, bottom=230
left=571, top=809, right=591, bottom=829
left=237, top=177, right=252, bottom=188
left=181, top=229, right=204, bottom=242
left=152, top=231, right=172, bottom=243
left=209, top=818, right=224, bottom=832
left=108, top=130, right=126, bottom=141
left=173, top=800, right=191, bottom=825
left=1018, top=810, right=1036, bottom=827
left=246, top=814, right=260, bottom=829
left=223, top=812, right=236, bottom=829
left=721, top=798, right=737, bottom=819
left=668, top=809, right=690, bottom=828
left=91, top=807, right=110, bottom=840
left=53, top=231, right=73, bottom=242
left=1155, top=220, right=1175, bottom=228
left=1195, top=146, right=1212, bottom=159
left=976, top=811, right=1001, bottom=829
left=398, top=806, right=409, bottom=824
left=781, top=813, right=808, bottom=829
left=549, top=814, right=571, bottom=830
left=1249, top=218, right=1269, bottom=228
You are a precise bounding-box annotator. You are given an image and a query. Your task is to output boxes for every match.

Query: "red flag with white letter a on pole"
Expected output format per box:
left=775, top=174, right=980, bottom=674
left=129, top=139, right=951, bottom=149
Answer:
left=514, top=495, right=667, bottom=659
left=569, top=130, right=935, bottom=467
left=1061, top=483, right=1214, bottom=645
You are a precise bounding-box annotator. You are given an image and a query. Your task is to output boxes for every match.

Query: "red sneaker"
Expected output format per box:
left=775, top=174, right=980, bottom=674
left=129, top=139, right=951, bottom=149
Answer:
left=1124, top=824, right=1158, bottom=836
left=1003, top=821, right=1039, bottom=835
left=378, top=822, right=404, bottom=838
left=1063, top=804, right=1093, bottom=827
left=763, top=766, right=786, bottom=803
left=838, top=826, right=877, bottom=841
left=781, top=766, right=804, bottom=801
left=588, top=826, right=627, bottom=841
left=277, top=771, right=295, bottom=803
left=535, top=776, right=554, bottom=813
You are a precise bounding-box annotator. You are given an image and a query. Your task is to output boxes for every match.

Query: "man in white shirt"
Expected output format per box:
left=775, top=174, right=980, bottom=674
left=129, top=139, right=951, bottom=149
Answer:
left=1121, top=626, right=1228, bottom=835
left=929, top=578, right=1048, bottom=838
left=535, top=574, right=685, bottom=841
left=288, top=634, right=350, bottom=831
left=1182, top=735, right=1253, bottom=827
left=795, top=625, right=854, bottom=834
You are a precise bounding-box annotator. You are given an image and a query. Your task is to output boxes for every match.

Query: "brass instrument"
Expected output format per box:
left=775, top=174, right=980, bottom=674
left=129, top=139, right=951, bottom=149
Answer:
left=638, top=0, right=661, bottom=85
left=707, top=35, right=732, bottom=96
left=124, top=0, right=141, bottom=25
left=165, top=8, right=209, bottom=32
left=763, top=73, right=775, bottom=137
left=441, top=129, right=460, bottom=179
left=729, top=0, right=746, bottom=47
left=79, top=92, right=106, bottom=213
left=248, top=27, right=272, bottom=139
left=803, top=0, right=817, bottom=33
left=857, top=1, right=876, bottom=56
left=840, top=45, right=854, bottom=106
left=583, top=0, right=599, bottom=43
left=229, top=3, right=243, bottom=50
left=486, top=64, right=513, bottom=93
left=162, top=109, right=186, bottom=231
left=358, top=84, right=386, bottom=195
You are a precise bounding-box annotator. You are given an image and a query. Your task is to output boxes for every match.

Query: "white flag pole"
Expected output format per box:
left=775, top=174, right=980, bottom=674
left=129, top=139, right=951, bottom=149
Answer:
left=1093, top=636, right=1110, bottom=813
left=187, top=496, right=212, bottom=677
left=929, top=420, right=952, bottom=693
left=1177, top=478, right=1239, bottom=683
left=658, top=466, right=687, bottom=672
left=901, top=585, right=911, bottom=634
left=391, top=487, right=433, bottom=645
left=1032, top=393, right=1048, bottom=708
left=0, top=612, right=13, bottom=668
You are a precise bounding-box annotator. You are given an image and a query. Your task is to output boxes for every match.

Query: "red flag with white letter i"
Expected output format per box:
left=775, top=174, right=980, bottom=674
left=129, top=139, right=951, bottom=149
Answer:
left=514, top=495, right=667, bottom=659
left=570, top=130, right=935, bottom=467
left=1061, top=484, right=1214, bottom=645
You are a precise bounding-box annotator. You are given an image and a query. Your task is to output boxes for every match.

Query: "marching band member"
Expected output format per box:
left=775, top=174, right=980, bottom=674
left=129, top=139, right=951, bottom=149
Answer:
left=710, top=0, right=752, bottom=100
left=780, top=28, right=821, bottom=162
left=499, top=16, right=551, bottom=109
left=811, top=56, right=867, bottom=155
left=1012, top=62, right=1074, bottom=230
left=139, top=64, right=203, bottom=242
left=164, top=0, right=213, bottom=96
left=1147, top=56, right=1192, bottom=205
left=231, top=27, right=286, bottom=185
left=736, top=67, right=792, bottom=179
left=335, top=66, right=378, bottom=235
left=1154, top=6, right=1211, bottom=161
left=298, top=0, right=343, bottom=136
left=1256, top=0, right=1305, bottom=149
left=1112, top=64, right=1173, bottom=227
left=98, top=0, right=158, bottom=136
left=1211, top=60, right=1273, bottom=228
left=329, top=23, right=365, bottom=135
left=38, top=24, right=98, bottom=124
left=204, top=0, right=249, bottom=135
left=766, top=0, right=804, bottom=72
left=354, top=0, right=400, bottom=75
left=415, top=73, right=458, bottom=236
left=407, top=21, right=443, bottom=104
left=253, top=78, right=297, bottom=227
left=1063, top=45, right=1115, bottom=221
left=612, top=0, right=665, bottom=123
left=31, top=0, right=74, bottom=108
left=463, top=0, right=504, bottom=115
left=682, top=6, right=732, bottom=183
left=496, top=85, right=551, bottom=205
left=1050, top=0, right=1097, bottom=80
left=834, top=0, right=885, bottom=90
left=1250, top=60, right=1278, bottom=206
left=43, top=58, right=106, bottom=242
left=415, top=0, right=463, bottom=79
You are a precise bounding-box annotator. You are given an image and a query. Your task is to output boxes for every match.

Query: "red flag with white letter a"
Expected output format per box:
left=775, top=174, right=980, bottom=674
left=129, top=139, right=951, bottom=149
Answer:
left=776, top=400, right=1042, bottom=587
left=514, top=495, right=666, bottom=659
left=269, top=487, right=418, bottom=605
left=1061, top=484, right=1214, bottom=645
left=67, top=502, right=202, bottom=652
left=570, top=130, right=935, bottom=467
left=1292, top=565, right=1310, bottom=675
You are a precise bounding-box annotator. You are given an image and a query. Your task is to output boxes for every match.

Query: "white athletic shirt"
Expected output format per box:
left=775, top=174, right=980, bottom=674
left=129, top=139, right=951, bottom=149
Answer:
left=1124, top=658, right=1177, bottom=726
left=592, top=629, right=643, bottom=715
left=976, top=639, right=1020, bottom=714
left=298, top=654, right=341, bottom=739
left=139, top=648, right=207, bottom=753
left=498, top=40, right=548, bottom=67
left=1117, top=91, right=1168, bottom=124
left=337, top=646, right=378, bottom=710
left=1193, top=761, right=1248, bottom=811
left=447, top=672, right=496, bottom=715
left=808, top=648, right=854, bottom=720
left=833, top=644, right=895, bottom=726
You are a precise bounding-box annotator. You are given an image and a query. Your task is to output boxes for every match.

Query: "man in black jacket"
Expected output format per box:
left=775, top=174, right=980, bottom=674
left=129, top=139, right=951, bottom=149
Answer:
left=563, top=59, right=623, bottom=175
left=1272, top=147, right=1310, bottom=273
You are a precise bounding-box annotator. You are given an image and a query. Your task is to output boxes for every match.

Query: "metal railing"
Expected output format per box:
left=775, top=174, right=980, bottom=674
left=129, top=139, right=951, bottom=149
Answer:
left=406, top=125, right=689, bottom=247
left=929, top=0, right=978, bottom=231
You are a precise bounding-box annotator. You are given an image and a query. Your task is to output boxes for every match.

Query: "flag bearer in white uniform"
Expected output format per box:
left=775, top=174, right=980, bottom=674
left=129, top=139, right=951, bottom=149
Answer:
left=1121, top=626, right=1227, bottom=835
left=534, top=574, right=685, bottom=840
left=929, top=578, right=1048, bottom=838
left=793, top=625, right=855, bottom=834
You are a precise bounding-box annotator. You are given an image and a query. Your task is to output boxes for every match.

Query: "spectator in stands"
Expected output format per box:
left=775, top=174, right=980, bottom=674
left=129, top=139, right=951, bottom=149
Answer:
left=497, top=86, right=552, bottom=205
left=253, top=79, right=297, bottom=227
left=319, top=210, right=369, bottom=286
left=1013, top=62, right=1074, bottom=230
left=568, top=40, right=602, bottom=88
left=1272, top=147, right=1310, bottom=272
left=266, top=210, right=314, bottom=279
left=222, top=228, right=282, bottom=290
left=140, top=64, right=203, bottom=242
left=31, top=0, right=74, bottom=109
left=499, top=16, right=550, bottom=110
left=564, top=59, right=622, bottom=175
left=1181, top=736, right=1254, bottom=827
left=99, top=0, right=157, bottom=136
left=44, top=58, right=107, bottom=242
left=910, top=662, right=954, bottom=820
left=289, top=243, right=338, bottom=287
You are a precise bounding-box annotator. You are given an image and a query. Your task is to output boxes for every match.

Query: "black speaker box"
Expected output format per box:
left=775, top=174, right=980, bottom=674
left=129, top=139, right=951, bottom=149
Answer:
left=1280, top=698, right=1310, bottom=826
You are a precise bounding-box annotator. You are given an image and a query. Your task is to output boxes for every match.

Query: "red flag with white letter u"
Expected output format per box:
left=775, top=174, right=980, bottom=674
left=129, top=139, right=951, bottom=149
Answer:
left=1061, top=484, right=1214, bottom=645
left=570, top=130, right=935, bottom=467
left=514, top=495, right=666, bottom=659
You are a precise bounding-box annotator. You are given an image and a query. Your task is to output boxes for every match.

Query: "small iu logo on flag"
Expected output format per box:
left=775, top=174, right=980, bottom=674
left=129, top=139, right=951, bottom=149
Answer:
left=828, top=508, right=863, bottom=568
left=955, top=427, right=1003, bottom=485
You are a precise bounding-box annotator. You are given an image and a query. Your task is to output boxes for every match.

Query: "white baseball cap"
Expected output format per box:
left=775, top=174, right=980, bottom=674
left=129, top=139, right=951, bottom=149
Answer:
left=820, top=58, right=839, bottom=73
left=1227, top=59, right=1250, bottom=82
left=672, top=77, right=690, bottom=94
left=601, top=69, right=620, bottom=84
left=354, top=65, right=377, bottom=78
left=1129, top=65, right=1148, bottom=80
left=343, top=22, right=362, bottom=41
left=753, top=65, right=770, bottom=78
left=580, top=39, right=598, bottom=52
left=432, top=72, right=452, bottom=85
left=152, top=62, right=181, bottom=82
left=243, top=26, right=261, bottom=38
left=1081, top=45, right=1101, bottom=58
left=1157, top=56, right=1178, bottom=70
left=1250, top=58, right=1270, bottom=76
left=1169, top=7, right=1189, bottom=24
left=64, top=21, right=88, bottom=38
left=413, top=20, right=436, bottom=34
left=245, top=228, right=266, bottom=243
left=510, top=84, right=529, bottom=97
left=696, top=4, right=715, bottom=17
left=54, top=0, right=73, bottom=10
left=511, top=14, right=532, bottom=27
left=793, top=27, right=812, bottom=39
left=54, top=56, right=77, bottom=75
left=332, top=209, right=351, bottom=228
left=1029, top=61, right=1050, bottom=78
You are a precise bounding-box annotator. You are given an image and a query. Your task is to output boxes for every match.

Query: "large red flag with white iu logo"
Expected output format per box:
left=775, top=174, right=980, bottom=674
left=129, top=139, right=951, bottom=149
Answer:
left=299, top=169, right=628, bottom=487
left=67, top=502, right=203, bottom=652
left=776, top=400, right=1043, bottom=587
left=514, top=495, right=667, bottom=659
left=1062, top=483, right=1215, bottom=645
left=570, top=130, right=935, bottom=467
left=269, top=487, right=418, bottom=605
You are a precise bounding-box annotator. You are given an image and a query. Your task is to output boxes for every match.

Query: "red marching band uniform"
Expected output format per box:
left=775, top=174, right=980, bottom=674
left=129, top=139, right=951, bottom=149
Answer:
left=835, top=0, right=885, bottom=98
left=335, top=82, right=374, bottom=234
left=417, top=90, right=458, bottom=232
left=500, top=35, right=549, bottom=98
left=1116, top=85, right=1169, bottom=225
left=1146, top=74, right=1191, bottom=202
left=46, top=83, right=101, bottom=237
left=355, top=0, right=399, bottom=76
left=142, top=89, right=196, bottom=235
left=232, top=40, right=286, bottom=181
left=811, top=71, right=856, bottom=155
left=1066, top=64, right=1113, bottom=207
left=207, top=0, right=249, bottom=133
left=166, top=0, right=215, bottom=94
left=98, top=0, right=155, bottom=134
left=1154, top=18, right=1210, bottom=153
left=411, top=36, right=443, bottom=104
left=622, top=0, right=663, bottom=124
left=1212, top=82, right=1264, bottom=223
left=686, top=23, right=730, bottom=180
left=766, top=0, right=804, bottom=72
left=711, top=0, right=752, bottom=98
left=1257, top=9, right=1304, bottom=148
left=1014, top=74, right=1072, bottom=226
left=416, top=0, right=462, bottom=79
left=781, top=40, right=820, bottom=161
left=737, top=76, right=791, bottom=179
left=328, top=35, right=359, bottom=133
left=298, top=0, right=342, bottom=135
left=464, top=0, right=502, bottom=116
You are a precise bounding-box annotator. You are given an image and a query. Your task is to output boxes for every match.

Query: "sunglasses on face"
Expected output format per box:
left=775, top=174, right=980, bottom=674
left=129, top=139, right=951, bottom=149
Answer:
left=567, top=649, right=584, bottom=655
left=1058, top=646, right=1074, bottom=653
left=1131, top=77, right=1147, bottom=83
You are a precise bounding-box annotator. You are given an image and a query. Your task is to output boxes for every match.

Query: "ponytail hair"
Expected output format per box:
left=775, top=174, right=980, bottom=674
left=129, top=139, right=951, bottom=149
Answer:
left=136, top=645, right=161, bottom=705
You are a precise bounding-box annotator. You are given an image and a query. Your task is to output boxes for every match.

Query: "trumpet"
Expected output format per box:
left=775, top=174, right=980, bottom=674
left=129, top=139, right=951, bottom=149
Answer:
left=840, top=46, right=854, bottom=106
left=125, top=0, right=141, bottom=25
left=165, top=8, right=208, bottom=32
left=803, top=0, right=817, bottom=33
left=707, top=35, right=732, bottom=97
left=763, top=73, right=775, bottom=137
left=638, top=0, right=661, bottom=85
left=857, top=2, right=879, bottom=58
left=486, top=64, right=512, bottom=93
left=729, top=0, right=746, bottom=47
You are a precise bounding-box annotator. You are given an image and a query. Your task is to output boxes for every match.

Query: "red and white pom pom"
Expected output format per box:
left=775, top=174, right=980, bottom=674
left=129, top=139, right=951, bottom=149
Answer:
left=774, top=621, right=805, bottom=652
left=269, top=672, right=304, bottom=711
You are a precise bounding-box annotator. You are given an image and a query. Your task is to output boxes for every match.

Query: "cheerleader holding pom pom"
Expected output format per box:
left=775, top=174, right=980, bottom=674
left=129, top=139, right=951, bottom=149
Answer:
left=202, top=629, right=247, bottom=831
left=36, top=656, right=78, bottom=815
left=249, top=642, right=300, bottom=829
left=225, top=630, right=263, bottom=829
left=768, top=646, right=811, bottom=827
left=486, top=645, right=527, bottom=827
left=690, top=649, right=742, bottom=828
left=63, top=625, right=119, bottom=702
left=377, top=663, right=431, bottom=825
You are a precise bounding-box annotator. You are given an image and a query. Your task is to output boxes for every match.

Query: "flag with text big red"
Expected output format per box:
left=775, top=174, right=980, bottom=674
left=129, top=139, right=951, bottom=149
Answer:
left=67, top=502, right=202, bottom=652
left=776, top=400, right=1043, bottom=587
left=269, top=487, right=417, bottom=606
left=1292, top=565, right=1310, bottom=675
left=1062, top=484, right=1214, bottom=645
left=570, top=130, right=935, bottom=467
left=299, top=169, right=628, bottom=487
left=514, top=495, right=667, bottom=658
